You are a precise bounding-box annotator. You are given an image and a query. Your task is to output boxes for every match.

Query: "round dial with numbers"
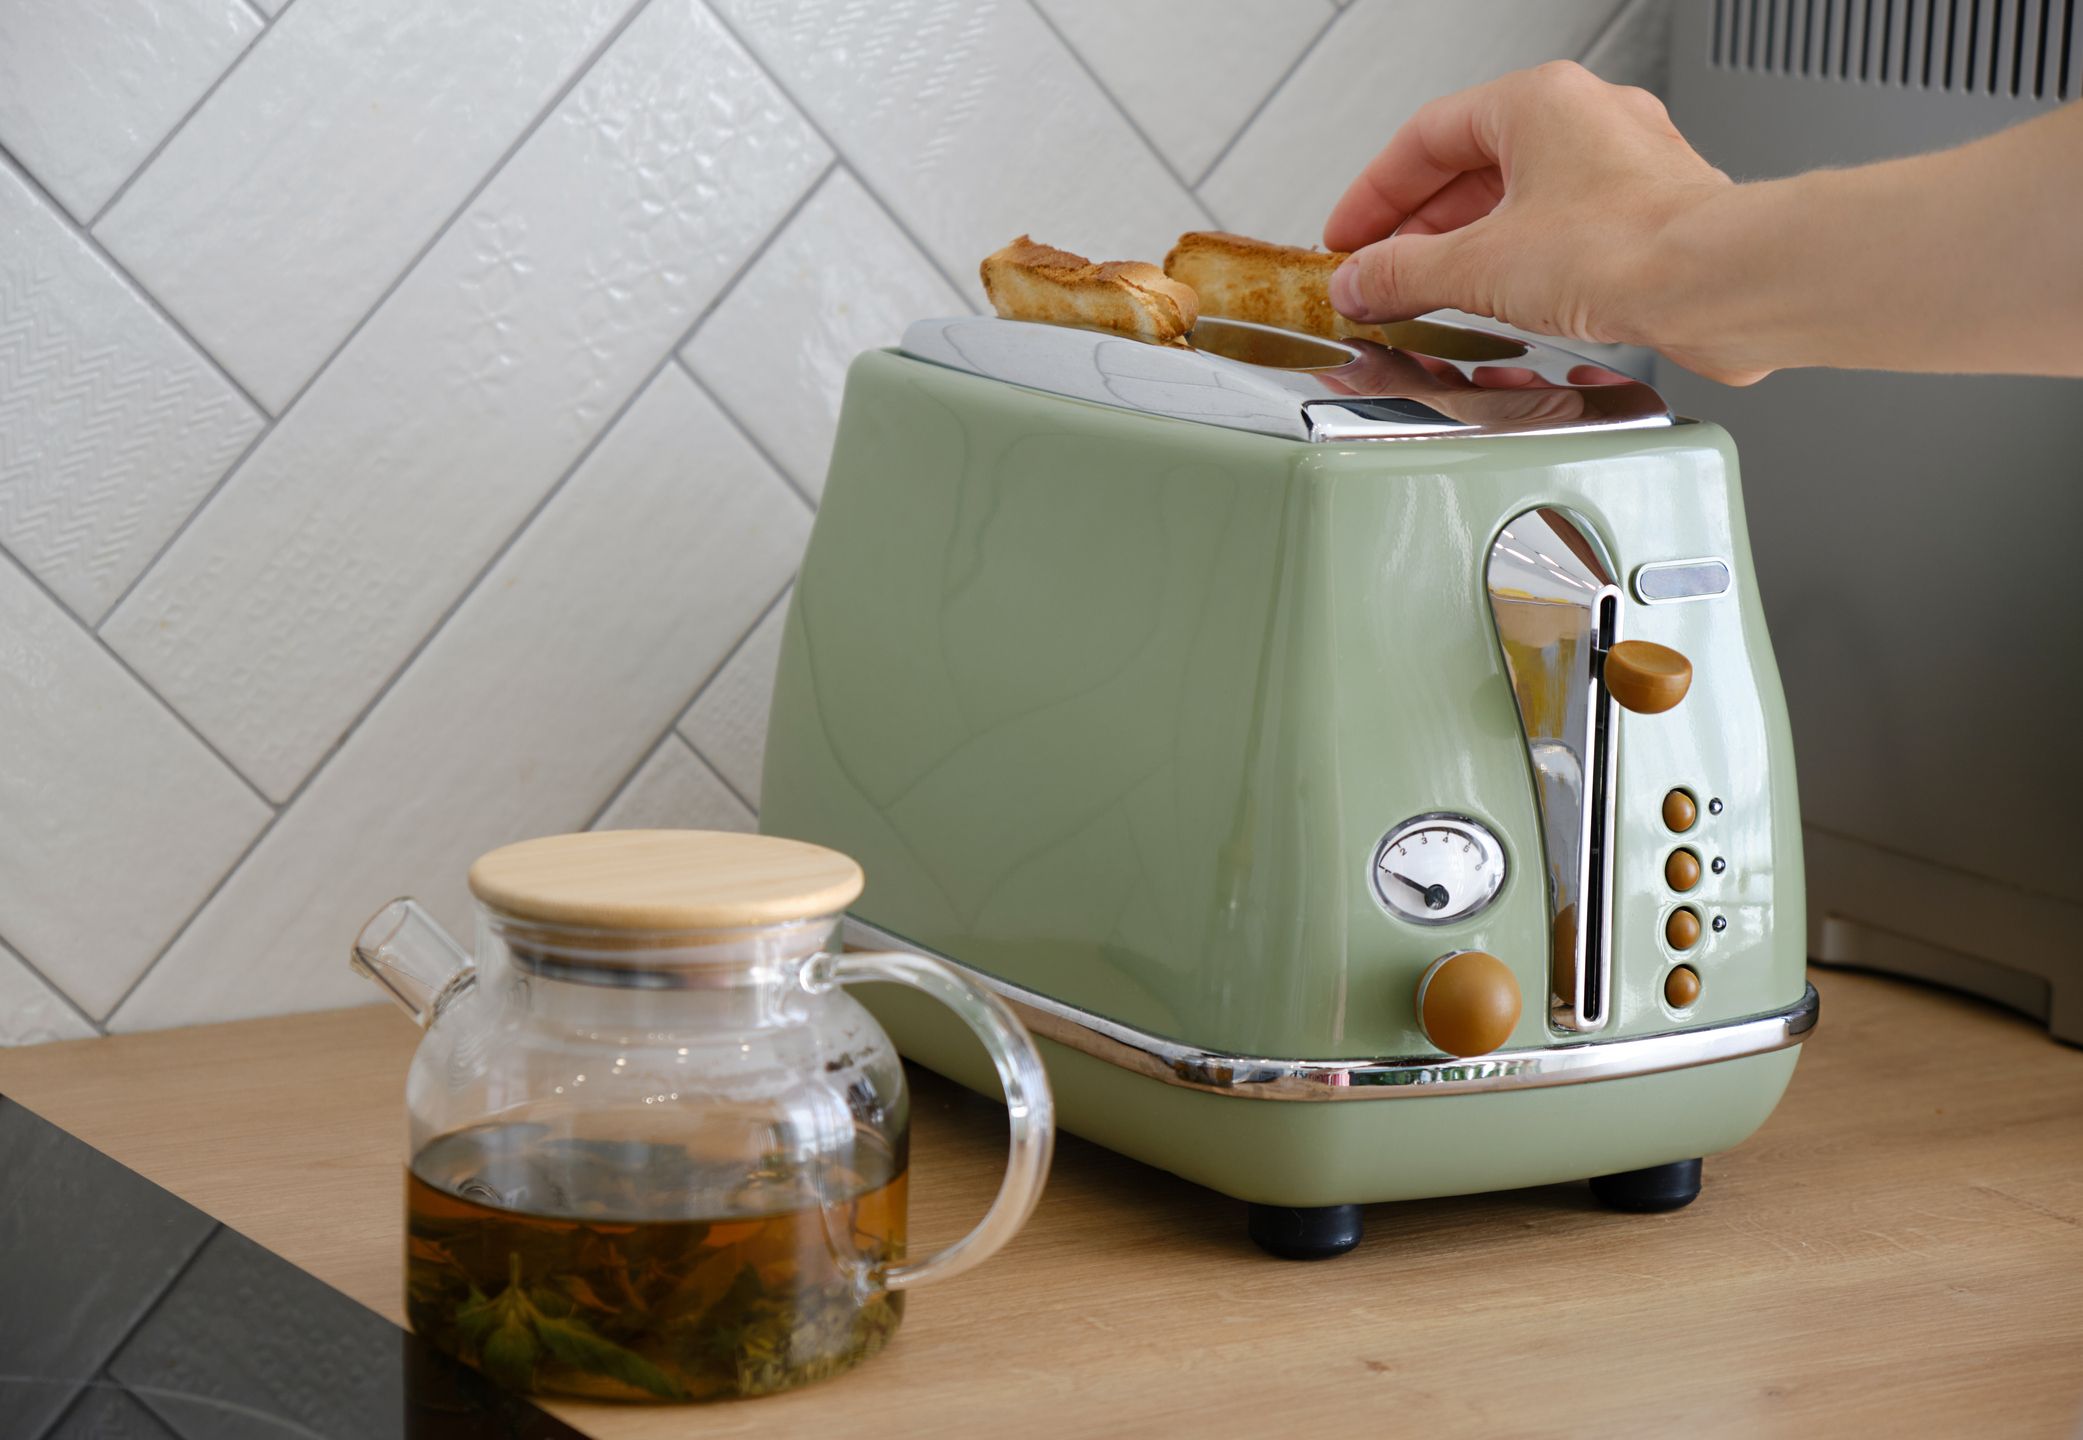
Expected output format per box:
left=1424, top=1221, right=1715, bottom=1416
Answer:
left=1371, top=815, right=1507, bottom=926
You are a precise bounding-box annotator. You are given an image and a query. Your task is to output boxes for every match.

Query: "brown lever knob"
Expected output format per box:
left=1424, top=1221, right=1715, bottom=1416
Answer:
left=1416, top=951, right=1522, bottom=1058
left=1605, top=639, right=1692, bottom=714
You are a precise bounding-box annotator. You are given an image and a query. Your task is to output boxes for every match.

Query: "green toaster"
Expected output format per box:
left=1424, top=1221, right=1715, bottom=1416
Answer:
left=759, top=313, right=1818, bottom=1257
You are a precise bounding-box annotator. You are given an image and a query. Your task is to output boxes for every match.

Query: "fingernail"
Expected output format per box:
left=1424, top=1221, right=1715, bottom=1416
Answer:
left=1329, top=261, right=1367, bottom=319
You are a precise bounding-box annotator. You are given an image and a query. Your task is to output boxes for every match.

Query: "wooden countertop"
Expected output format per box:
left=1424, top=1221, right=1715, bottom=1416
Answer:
left=3, top=968, right=2080, bottom=1438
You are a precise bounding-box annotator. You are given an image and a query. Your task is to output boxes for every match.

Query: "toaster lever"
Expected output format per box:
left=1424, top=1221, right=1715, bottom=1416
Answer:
left=1602, top=640, right=1692, bottom=715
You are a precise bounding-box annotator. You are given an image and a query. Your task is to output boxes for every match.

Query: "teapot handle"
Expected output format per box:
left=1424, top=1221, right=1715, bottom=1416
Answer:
left=813, top=949, right=1054, bottom=1292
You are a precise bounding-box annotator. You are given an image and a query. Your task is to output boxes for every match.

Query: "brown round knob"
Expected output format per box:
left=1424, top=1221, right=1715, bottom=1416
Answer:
left=1662, top=788, right=1698, bottom=832
left=1605, top=640, right=1692, bottom=714
left=1416, top=951, right=1522, bottom=1058
left=1666, top=907, right=1702, bottom=950
left=1665, top=964, right=1702, bottom=1008
left=1665, top=848, right=1701, bottom=892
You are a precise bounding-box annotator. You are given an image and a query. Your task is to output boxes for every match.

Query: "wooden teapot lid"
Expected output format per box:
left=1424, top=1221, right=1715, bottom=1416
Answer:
left=467, top=830, right=863, bottom=932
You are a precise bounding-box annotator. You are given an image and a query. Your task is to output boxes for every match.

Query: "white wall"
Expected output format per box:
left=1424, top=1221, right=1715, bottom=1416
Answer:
left=0, top=0, right=1667, bottom=1044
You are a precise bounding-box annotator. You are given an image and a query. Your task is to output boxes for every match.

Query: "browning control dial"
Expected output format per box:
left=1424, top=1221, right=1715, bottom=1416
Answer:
left=1371, top=815, right=1507, bottom=926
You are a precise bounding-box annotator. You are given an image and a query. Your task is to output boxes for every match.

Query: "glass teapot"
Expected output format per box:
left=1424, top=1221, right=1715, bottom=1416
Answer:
left=349, top=829, right=1053, bottom=1403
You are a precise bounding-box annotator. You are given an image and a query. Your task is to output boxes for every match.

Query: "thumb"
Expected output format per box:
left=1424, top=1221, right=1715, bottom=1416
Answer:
left=1330, top=230, right=1481, bottom=324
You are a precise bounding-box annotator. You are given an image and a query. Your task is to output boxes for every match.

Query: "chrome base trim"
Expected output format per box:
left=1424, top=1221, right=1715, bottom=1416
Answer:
left=845, top=917, right=1818, bottom=1102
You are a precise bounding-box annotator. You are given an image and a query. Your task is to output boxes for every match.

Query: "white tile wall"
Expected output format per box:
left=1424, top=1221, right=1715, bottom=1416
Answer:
left=1032, top=0, right=1334, bottom=182
left=0, top=551, right=269, bottom=1018
left=111, top=367, right=805, bottom=1029
left=0, top=0, right=260, bottom=222
left=0, top=941, right=97, bottom=1046
left=0, top=0, right=1668, bottom=1041
left=595, top=736, right=757, bottom=833
left=101, top=0, right=829, bottom=802
left=0, top=158, right=262, bottom=622
left=96, top=0, right=640, bottom=412
left=709, top=0, right=1211, bottom=307
left=681, top=171, right=967, bottom=498
left=676, top=589, right=789, bottom=806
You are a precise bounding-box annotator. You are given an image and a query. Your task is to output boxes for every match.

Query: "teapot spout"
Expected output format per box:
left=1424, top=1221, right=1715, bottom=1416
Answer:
left=351, top=898, right=474, bottom=1027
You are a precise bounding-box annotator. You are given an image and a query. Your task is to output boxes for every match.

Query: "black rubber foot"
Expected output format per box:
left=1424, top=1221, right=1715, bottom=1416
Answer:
left=1590, top=1158, right=1703, bottom=1213
left=1247, top=1203, right=1364, bottom=1259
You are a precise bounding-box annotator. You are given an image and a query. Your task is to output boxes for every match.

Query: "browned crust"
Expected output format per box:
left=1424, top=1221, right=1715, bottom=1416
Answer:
left=1163, top=230, right=1381, bottom=343
left=980, top=236, right=1199, bottom=345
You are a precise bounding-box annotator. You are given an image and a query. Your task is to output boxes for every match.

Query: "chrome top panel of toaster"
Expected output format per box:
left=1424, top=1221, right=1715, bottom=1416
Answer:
left=898, top=315, right=1674, bottom=443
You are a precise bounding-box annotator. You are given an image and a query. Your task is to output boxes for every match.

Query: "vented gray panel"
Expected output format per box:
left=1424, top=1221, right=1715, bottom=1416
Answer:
left=1710, top=0, right=2079, bottom=96
left=1668, top=1, right=2083, bottom=1042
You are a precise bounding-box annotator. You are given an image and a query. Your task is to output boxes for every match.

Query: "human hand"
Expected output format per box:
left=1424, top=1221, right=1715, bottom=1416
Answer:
left=1323, top=61, right=1763, bottom=384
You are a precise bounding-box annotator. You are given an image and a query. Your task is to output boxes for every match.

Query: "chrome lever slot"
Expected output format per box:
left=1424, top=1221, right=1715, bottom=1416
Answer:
left=1486, top=509, right=1622, bottom=1034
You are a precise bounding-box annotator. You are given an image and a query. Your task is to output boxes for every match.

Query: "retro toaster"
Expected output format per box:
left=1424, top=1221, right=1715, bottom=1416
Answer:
left=759, top=314, right=1818, bottom=1257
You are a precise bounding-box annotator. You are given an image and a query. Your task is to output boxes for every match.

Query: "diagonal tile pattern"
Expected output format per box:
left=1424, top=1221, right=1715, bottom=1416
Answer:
left=101, top=0, right=829, bottom=803
left=0, top=158, right=261, bottom=623
left=0, top=941, right=97, bottom=1046
left=96, top=0, right=642, bottom=413
left=0, top=551, right=269, bottom=1019
left=681, top=170, right=967, bottom=499
left=1031, top=0, right=1334, bottom=183
left=110, top=367, right=806, bottom=1030
left=709, top=0, right=1211, bottom=307
left=0, top=0, right=260, bottom=222
left=0, top=0, right=1671, bottom=1040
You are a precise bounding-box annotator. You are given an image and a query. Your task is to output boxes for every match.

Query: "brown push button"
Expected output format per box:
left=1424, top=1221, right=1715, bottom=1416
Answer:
left=1662, top=788, right=1697, bottom=832
left=1665, top=848, right=1702, bottom=892
left=1665, top=964, right=1702, bottom=1008
left=1666, top=907, right=1702, bottom=950
left=1416, top=951, right=1522, bottom=1058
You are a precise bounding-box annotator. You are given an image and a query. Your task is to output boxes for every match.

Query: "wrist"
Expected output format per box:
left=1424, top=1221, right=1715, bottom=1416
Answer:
left=1630, top=178, right=1803, bottom=382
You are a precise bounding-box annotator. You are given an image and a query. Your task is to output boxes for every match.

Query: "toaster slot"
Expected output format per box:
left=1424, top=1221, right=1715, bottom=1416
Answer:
left=1486, top=510, right=1622, bottom=1034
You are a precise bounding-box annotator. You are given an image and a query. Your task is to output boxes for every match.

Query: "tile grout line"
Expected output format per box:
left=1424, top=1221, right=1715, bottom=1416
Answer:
left=672, top=159, right=842, bottom=384
left=95, top=800, right=283, bottom=1026
left=583, top=575, right=789, bottom=834
left=96, top=0, right=667, bottom=695
left=582, top=572, right=797, bottom=834
left=98, top=155, right=839, bottom=1030
left=1021, top=0, right=1220, bottom=227
left=85, top=11, right=272, bottom=232
left=835, top=160, right=977, bottom=313
left=0, top=548, right=275, bottom=814
left=209, top=0, right=667, bottom=428
left=681, top=737, right=759, bottom=820
left=700, top=5, right=976, bottom=304
left=674, top=355, right=817, bottom=514
left=2, top=152, right=270, bottom=419
left=93, top=415, right=275, bottom=630
left=0, top=926, right=109, bottom=1039
left=1190, top=5, right=1345, bottom=192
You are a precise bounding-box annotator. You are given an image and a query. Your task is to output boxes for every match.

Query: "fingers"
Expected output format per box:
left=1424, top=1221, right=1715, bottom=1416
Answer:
left=1322, top=73, right=1526, bottom=251
left=1394, top=167, right=1504, bottom=237
left=1329, top=228, right=1484, bottom=324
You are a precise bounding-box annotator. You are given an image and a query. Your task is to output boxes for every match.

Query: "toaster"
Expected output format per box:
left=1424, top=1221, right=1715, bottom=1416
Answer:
left=759, top=313, right=1819, bottom=1258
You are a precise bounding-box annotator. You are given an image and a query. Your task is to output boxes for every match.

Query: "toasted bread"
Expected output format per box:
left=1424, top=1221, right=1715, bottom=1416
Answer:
left=1163, top=231, right=1377, bottom=343
left=980, top=236, right=1199, bottom=346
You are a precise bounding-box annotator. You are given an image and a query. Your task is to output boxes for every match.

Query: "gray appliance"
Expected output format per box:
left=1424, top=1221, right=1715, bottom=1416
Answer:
left=1664, top=0, right=2083, bottom=1041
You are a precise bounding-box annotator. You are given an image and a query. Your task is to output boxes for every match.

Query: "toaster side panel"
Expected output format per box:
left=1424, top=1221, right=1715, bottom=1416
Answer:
left=762, top=350, right=1381, bottom=1056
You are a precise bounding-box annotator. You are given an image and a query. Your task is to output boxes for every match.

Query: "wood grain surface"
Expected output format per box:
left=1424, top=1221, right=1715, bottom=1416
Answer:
left=3, top=968, right=2080, bottom=1438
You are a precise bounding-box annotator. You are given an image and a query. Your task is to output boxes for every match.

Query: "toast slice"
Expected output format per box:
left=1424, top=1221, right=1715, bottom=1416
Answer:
left=1163, top=230, right=1377, bottom=342
left=980, top=236, right=1199, bottom=346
